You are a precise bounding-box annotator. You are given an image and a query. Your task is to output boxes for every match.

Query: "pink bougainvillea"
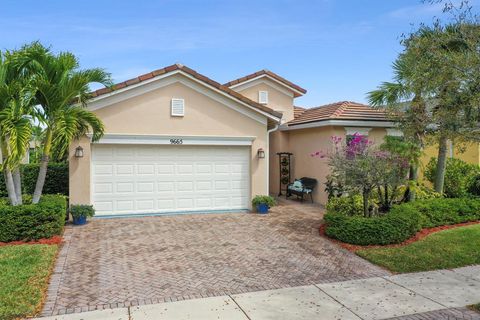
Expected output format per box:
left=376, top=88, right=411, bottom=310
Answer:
left=310, top=133, right=409, bottom=217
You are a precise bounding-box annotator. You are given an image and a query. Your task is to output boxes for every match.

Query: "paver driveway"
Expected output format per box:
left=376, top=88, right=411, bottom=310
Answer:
left=42, top=199, right=388, bottom=316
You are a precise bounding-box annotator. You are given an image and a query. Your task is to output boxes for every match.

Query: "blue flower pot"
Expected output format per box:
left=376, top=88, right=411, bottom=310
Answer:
left=256, top=203, right=269, bottom=214
left=73, top=215, right=87, bottom=225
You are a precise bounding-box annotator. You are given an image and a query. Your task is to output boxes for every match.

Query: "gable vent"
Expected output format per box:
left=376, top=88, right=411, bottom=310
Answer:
left=258, top=91, right=268, bottom=104
left=171, top=98, right=185, bottom=116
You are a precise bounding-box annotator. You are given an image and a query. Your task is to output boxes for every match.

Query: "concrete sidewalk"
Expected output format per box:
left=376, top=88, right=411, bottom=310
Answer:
left=35, top=265, right=480, bottom=320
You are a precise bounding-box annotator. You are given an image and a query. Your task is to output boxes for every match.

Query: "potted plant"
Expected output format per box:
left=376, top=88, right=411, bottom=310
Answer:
left=70, top=204, right=95, bottom=225
left=252, top=195, right=276, bottom=214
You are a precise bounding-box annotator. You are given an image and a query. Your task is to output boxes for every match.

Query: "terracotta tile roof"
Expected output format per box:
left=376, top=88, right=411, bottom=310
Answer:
left=294, top=106, right=306, bottom=118
left=288, top=101, right=389, bottom=126
left=224, top=70, right=307, bottom=97
left=90, top=64, right=282, bottom=119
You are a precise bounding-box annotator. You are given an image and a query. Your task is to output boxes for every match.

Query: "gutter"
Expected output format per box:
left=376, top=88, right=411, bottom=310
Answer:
left=266, top=124, right=280, bottom=195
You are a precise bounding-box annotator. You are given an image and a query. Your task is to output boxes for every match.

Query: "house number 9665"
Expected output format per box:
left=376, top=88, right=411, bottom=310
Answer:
left=170, top=139, right=183, bottom=144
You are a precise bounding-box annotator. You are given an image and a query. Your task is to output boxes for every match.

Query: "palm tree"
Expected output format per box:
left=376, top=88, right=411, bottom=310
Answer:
left=368, top=55, right=430, bottom=201
left=0, top=51, right=34, bottom=205
left=18, top=43, right=111, bottom=203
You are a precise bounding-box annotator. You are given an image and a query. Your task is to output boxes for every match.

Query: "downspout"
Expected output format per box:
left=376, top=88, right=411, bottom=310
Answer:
left=266, top=124, right=280, bottom=195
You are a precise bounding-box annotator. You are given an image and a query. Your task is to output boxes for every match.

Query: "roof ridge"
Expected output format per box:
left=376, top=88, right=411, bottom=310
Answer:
left=224, top=69, right=307, bottom=96
left=332, top=101, right=351, bottom=118
left=89, top=64, right=282, bottom=119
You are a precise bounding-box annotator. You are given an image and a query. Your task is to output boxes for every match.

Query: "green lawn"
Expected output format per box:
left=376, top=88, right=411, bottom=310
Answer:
left=0, top=244, right=58, bottom=320
left=357, top=224, right=480, bottom=273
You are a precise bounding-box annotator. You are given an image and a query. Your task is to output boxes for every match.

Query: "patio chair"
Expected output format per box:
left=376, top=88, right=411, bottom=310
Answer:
left=286, top=177, right=317, bottom=203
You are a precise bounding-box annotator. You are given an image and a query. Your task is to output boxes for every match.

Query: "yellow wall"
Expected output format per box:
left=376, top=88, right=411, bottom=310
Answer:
left=419, top=141, right=480, bottom=182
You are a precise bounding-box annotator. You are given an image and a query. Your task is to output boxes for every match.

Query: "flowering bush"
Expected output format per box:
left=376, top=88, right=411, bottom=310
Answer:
left=312, top=133, right=409, bottom=217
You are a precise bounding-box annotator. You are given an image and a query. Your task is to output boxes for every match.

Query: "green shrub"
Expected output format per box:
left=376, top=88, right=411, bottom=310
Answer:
left=0, top=163, right=68, bottom=197
left=252, top=195, right=276, bottom=207
left=69, top=204, right=95, bottom=218
left=0, top=195, right=67, bottom=242
left=326, top=195, right=363, bottom=216
left=324, top=197, right=480, bottom=245
left=425, top=157, right=480, bottom=198
left=468, top=174, right=480, bottom=197
left=401, top=198, right=480, bottom=228
left=324, top=208, right=422, bottom=245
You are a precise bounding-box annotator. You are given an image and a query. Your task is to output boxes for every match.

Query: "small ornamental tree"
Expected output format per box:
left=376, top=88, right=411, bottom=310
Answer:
left=312, top=134, right=409, bottom=217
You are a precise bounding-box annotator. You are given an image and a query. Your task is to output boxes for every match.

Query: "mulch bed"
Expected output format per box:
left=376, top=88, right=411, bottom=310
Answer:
left=0, top=235, right=63, bottom=247
left=320, top=220, right=480, bottom=252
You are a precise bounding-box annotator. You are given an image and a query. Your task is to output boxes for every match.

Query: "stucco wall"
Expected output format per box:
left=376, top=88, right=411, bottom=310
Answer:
left=276, top=126, right=389, bottom=205
left=69, top=79, right=269, bottom=206
left=419, top=141, right=480, bottom=183
left=234, top=81, right=295, bottom=122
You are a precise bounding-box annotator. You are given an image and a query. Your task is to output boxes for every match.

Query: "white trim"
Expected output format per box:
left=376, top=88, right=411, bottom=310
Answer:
left=232, top=78, right=295, bottom=98
left=87, top=70, right=280, bottom=123
left=386, top=128, right=404, bottom=137
left=228, top=74, right=304, bottom=97
left=345, top=127, right=372, bottom=136
left=280, top=119, right=396, bottom=131
left=90, top=134, right=255, bottom=146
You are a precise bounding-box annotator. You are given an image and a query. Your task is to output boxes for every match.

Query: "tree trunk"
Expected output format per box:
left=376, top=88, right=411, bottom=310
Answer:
left=13, top=167, right=22, bottom=205
left=3, top=169, right=17, bottom=205
left=434, top=135, right=448, bottom=194
left=384, top=185, right=389, bottom=206
left=1, top=136, right=18, bottom=205
left=362, top=188, right=369, bottom=217
left=407, top=165, right=418, bottom=202
left=32, top=129, right=52, bottom=204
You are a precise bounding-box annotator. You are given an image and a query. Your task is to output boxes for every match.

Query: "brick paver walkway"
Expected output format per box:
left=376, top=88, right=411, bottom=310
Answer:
left=42, top=199, right=388, bottom=316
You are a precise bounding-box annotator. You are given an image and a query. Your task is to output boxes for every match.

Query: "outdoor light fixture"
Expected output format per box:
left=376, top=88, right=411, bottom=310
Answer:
left=75, top=146, right=84, bottom=158
left=257, top=148, right=265, bottom=159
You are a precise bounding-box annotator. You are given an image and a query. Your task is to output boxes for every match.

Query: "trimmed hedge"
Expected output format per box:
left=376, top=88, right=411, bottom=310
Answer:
left=0, top=163, right=68, bottom=197
left=324, top=198, right=480, bottom=245
left=0, top=195, right=67, bottom=242
left=324, top=208, right=421, bottom=245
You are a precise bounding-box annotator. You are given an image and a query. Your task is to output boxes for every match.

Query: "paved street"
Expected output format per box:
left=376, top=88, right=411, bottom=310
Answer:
left=41, top=200, right=387, bottom=316
left=37, top=265, right=480, bottom=320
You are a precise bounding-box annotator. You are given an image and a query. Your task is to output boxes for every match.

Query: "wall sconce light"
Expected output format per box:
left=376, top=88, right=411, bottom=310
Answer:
left=257, top=148, right=265, bottom=159
left=75, top=146, right=84, bottom=158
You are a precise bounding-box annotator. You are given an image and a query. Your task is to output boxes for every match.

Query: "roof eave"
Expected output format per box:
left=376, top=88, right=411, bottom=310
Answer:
left=281, top=119, right=396, bottom=131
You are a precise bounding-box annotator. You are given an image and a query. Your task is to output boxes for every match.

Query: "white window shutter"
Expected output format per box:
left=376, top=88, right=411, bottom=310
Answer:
left=171, top=98, right=185, bottom=116
left=258, top=91, right=268, bottom=104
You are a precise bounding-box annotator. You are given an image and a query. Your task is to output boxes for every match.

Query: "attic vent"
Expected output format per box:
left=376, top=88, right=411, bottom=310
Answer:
left=258, top=91, right=268, bottom=104
left=171, top=98, right=185, bottom=116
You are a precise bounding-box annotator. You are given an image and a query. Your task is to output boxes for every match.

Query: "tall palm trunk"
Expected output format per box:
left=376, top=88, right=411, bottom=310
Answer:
left=32, top=129, right=52, bottom=204
left=434, top=135, right=448, bottom=194
left=0, top=137, right=18, bottom=205
left=13, top=167, right=22, bottom=204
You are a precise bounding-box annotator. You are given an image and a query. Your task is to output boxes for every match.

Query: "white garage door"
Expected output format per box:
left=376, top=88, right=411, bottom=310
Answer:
left=91, top=145, right=250, bottom=216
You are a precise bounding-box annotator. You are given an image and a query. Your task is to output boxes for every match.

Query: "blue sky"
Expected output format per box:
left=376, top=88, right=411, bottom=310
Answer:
left=1, top=0, right=475, bottom=107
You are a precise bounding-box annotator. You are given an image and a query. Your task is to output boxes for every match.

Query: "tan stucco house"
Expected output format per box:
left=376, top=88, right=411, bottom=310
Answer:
left=69, top=64, right=396, bottom=216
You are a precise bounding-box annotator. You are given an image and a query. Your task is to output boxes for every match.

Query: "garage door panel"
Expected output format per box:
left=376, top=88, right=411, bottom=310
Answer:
left=137, top=182, right=155, bottom=193
left=157, top=164, right=175, bottom=174
left=92, top=145, right=250, bottom=215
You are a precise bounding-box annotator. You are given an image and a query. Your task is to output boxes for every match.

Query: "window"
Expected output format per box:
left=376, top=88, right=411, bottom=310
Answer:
left=345, top=127, right=371, bottom=145
left=258, top=91, right=268, bottom=104
left=171, top=98, right=185, bottom=116
left=386, top=129, right=404, bottom=137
